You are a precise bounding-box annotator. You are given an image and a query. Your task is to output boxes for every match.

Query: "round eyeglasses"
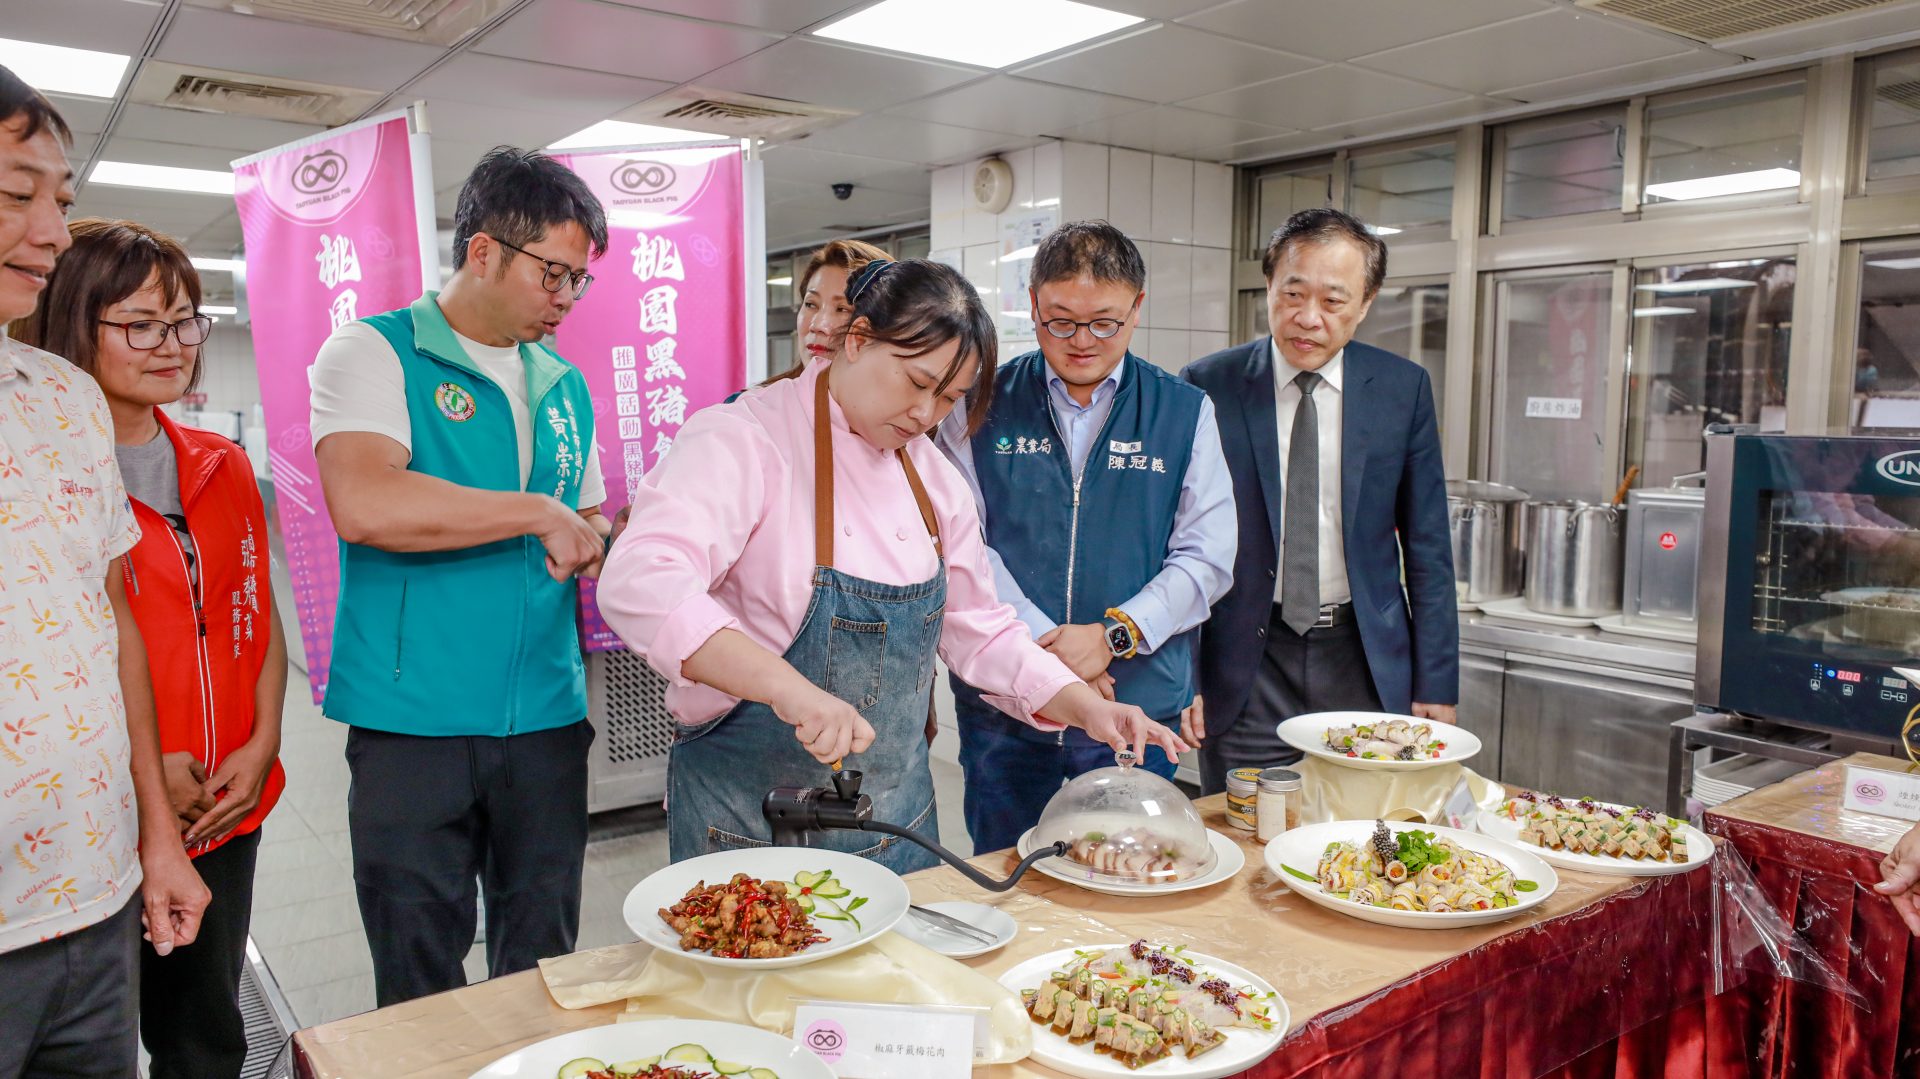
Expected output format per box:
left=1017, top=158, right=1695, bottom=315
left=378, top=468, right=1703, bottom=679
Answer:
left=1040, top=317, right=1126, bottom=340
left=494, top=237, right=594, bottom=299
left=97, top=315, right=215, bottom=350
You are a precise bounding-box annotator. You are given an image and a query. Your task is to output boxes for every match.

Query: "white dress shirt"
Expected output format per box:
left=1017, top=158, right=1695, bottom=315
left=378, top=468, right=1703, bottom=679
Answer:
left=1273, top=341, right=1351, bottom=607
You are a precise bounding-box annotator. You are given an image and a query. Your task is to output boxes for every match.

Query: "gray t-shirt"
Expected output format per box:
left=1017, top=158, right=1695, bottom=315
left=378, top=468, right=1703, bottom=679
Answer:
left=117, top=428, right=197, bottom=585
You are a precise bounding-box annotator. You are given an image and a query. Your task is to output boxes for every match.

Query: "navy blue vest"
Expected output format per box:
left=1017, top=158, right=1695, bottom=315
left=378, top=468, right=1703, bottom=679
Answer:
left=958, top=351, right=1204, bottom=725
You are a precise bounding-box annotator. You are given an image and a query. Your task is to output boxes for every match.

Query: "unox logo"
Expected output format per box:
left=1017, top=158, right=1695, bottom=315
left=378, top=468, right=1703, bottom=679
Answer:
left=612, top=159, right=676, bottom=196
left=1877, top=450, right=1920, bottom=488
left=291, top=149, right=347, bottom=195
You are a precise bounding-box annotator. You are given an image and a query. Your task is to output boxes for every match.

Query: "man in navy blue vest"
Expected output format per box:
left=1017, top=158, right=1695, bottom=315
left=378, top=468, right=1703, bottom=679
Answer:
left=1182, top=208, right=1457, bottom=795
left=937, top=221, right=1236, bottom=854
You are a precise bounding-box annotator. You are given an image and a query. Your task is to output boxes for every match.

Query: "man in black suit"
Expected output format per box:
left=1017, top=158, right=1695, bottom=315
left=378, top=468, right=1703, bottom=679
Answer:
left=1181, top=208, right=1456, bottom=793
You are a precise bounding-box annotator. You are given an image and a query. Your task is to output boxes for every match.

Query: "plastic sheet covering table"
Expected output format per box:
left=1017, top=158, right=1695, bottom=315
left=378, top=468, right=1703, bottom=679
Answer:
left=293, top=797, right=1734, bottom=1078
left=1680, top=753, right=1920, bottom=1078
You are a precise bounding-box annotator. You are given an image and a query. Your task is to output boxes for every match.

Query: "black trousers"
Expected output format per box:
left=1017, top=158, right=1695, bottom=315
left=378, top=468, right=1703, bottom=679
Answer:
left=140, top=827, right=262, bottom=1079
left=0, top=895, right=140, bottom=1079
left=1199, top=604, right=1385, bottom=795
left=347, top=720, right=593, bottom=1008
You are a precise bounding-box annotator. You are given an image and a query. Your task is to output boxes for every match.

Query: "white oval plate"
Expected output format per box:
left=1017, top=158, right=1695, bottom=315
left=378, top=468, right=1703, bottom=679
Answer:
left=892, top=901, right=1017, bottom=959
left=1276, top=711, right=1482, bottom=772
left=1263, top=820, right=1557, bottom=929
left=623, top=847, right=909, bottom=970
left=1017, top=828, right=1246, bottom=897
left=1477, top=799, right=1712, bottom=878
left=997, top=945, right=1289, bottom=1079
left=469, top=1018, right=833, bottom=1079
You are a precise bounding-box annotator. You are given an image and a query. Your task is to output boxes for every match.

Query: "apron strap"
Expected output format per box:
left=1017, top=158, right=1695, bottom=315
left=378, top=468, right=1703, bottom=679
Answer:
left=812, top=366, right=946, bottom=567
left=814, top=370, right=836, bottom=569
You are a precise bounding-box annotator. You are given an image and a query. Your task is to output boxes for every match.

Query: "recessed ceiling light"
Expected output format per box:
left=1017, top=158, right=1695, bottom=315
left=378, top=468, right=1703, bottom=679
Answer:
left=200, top=305, right=237, bottom=316
left=190, top=256, right=245, bottom=274
left=766, top=276, right=793, bottom=286
left=813, top=0, right=1143, bottom=69
left=1643, top=168, right=1799, bottom=203
left=547, top=120, right=719, bottom=150
left=1367, top=225, right=1403, bottom=236
left=1633, top=306, right=1696, bottom=317
left=0, top=36, right=131, bottom=99
left=91, top=161, right=234, bottom=196
left=1634, top=278, right=1757, bottom=294
left=1866, top=257, right=1920, bottom=270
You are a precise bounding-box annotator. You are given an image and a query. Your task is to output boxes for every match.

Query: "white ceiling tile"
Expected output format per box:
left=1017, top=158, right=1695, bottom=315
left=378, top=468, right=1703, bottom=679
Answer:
left=41, top=94, right=115, bottom=140
left=1495, top=49, right=1743, bottom=105
left=1180, top=65, right=1465, bottom=131
left=1095, top=0, right=1223, bottom=16
left=1181, top=0, right=1549, bottom=62
left=111, top=104, right=325, bottom=155
left=411, top=53, right=672, bottom=114
left=155, top=6, right=442, bottom=91
left=887, top=76, right=1145, bottom=138
left=599, top=0, right=866, bottom=32
left=98, top=134, right=245, bottom=171
left=696, top=38, right=981, bottom=113
left=1353, top=9, right=1692, bottom=96
left=2, top=0, right=165, bottom=56
left=1058, top=105, right=1294, bottom=159
left=790, top=114, right=1031, bottom=166
left=474, top=0, right=780, bottom=83
left=760, top=144, right=930, bottom=193
left=419, top=99, right=580, bottom=151
left=1202, top=130, right=1331, bottom=163
left=1307, top=95, right=1507, bottom=140
left=1016, top=25, right=1315, bottom=104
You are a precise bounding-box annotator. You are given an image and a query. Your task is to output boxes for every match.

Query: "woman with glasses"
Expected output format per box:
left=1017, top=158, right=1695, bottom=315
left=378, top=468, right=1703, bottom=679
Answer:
left=598, top=259, right=1186, bottom=871
left=13, top=218, right=286, bottom=1079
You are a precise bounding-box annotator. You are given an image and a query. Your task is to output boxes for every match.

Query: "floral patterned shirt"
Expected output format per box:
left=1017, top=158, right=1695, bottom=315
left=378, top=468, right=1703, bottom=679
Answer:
left=0, top=333, right=142, bottom=952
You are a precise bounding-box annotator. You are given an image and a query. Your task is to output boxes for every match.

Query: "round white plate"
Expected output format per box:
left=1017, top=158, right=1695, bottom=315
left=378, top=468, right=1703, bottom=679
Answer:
left=1263, top=820, right=1557, bottom=929
left=1017, top=827, right=1246, bottom=897
left=623, top=847, right=909, bottom=970
left=469, top=1018, right=833, bottom=1079
left=892, top=901, right=1016, bottom=959
left=997, top=944, right=1289, bottom=1079
left=1276, top=711, right=1482, bottom=772
left=1476, top=799, right=1712, bottom=878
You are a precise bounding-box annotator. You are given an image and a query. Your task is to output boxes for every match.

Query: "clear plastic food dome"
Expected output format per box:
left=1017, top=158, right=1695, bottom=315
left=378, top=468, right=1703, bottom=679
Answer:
left=1033, top=762, right=1215, bottom=886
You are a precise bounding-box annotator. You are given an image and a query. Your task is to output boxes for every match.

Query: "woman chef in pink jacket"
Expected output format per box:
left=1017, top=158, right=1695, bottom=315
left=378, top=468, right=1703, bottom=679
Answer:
left=598, top=259, right=1185, bottom=871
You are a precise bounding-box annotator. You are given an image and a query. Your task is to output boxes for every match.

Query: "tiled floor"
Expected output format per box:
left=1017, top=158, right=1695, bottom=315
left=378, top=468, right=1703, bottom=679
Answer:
left=252, top=670, right=975, bottom=1028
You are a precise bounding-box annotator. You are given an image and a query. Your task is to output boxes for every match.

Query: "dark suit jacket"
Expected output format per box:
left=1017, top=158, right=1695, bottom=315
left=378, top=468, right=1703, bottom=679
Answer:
left=1182, top=337, right=1457, bottom=735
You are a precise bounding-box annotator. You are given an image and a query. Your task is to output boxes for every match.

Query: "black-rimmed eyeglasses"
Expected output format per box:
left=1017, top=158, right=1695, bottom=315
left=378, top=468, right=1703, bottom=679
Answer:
left=98, top=315, right=214, bottom=350
left=494, top=238, right=594, bottom=299
left=1039, top=317, right=1126, bottom=340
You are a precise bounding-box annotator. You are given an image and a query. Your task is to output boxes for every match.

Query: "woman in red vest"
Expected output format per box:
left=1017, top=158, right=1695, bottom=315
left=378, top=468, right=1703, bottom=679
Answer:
left=15, top=219, right=286, bottom=1079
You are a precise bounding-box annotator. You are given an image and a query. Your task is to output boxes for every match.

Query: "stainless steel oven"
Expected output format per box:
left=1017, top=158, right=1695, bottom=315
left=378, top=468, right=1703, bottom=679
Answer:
left=1696, top=430, right=1920, bottom=740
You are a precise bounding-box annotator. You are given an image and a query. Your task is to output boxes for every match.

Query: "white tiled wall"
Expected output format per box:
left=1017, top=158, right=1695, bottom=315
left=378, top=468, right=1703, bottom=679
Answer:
left=930, top=141, right=1235, bottom=375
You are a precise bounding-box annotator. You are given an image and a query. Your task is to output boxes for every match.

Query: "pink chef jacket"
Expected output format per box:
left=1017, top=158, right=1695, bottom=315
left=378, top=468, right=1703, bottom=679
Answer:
left=598, top=359, right=1079, bottom=728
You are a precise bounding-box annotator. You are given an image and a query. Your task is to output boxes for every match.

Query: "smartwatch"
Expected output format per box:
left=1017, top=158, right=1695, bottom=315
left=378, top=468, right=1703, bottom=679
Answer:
left=1103, top=608, right=1140, bottom=659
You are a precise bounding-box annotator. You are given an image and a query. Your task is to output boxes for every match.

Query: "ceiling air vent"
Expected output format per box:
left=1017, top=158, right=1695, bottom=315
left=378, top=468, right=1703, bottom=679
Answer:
left=623, top=88, right=856, bottom=140
left=130, top=62, right=382, bottom=127
left=182, top=0, right=521, bottom=46
left=1576, top=0, right=1908, bottom=42
left=1878, top=79, right=1920, bottom=114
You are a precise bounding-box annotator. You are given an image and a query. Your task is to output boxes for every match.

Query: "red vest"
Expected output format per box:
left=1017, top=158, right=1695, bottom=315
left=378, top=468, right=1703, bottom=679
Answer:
left=120, top=410, right=283, bottom=857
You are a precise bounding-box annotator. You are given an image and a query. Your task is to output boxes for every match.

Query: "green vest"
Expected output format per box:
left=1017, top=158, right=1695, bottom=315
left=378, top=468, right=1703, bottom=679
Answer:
left=322, top=294, right=593, bottom=737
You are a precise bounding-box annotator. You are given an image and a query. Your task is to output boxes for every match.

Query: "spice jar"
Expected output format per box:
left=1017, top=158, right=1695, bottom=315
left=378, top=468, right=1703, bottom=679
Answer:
left=1256, top=767, right=1302, bottom=841
left=1224, top=767, right=1261, bottom=831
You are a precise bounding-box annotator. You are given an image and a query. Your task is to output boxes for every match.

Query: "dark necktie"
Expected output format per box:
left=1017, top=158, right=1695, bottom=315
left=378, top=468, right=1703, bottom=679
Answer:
left=1280, top=371, right=1323, bottom=636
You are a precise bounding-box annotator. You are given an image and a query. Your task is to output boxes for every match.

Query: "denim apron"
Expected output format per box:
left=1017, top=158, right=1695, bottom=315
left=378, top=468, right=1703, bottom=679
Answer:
left=666, top=372, right=945, bottom=873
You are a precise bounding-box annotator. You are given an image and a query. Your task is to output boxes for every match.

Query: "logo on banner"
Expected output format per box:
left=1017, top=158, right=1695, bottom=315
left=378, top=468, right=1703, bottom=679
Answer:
left=612, top=160, right=676, bottom=196
left=292, top=149, right=348, bottom=195
left=434, top=382, right=477, bottom=423
left=1877, top=450, right=1920, bottom=488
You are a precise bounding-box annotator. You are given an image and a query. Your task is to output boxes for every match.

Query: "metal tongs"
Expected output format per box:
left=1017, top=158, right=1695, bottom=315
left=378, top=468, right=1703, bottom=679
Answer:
left=907, top=905, right=998, bottom=945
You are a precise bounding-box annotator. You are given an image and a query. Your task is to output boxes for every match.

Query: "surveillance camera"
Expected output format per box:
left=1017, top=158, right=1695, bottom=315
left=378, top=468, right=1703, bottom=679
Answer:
left=831, top=182, right=854, bottom=200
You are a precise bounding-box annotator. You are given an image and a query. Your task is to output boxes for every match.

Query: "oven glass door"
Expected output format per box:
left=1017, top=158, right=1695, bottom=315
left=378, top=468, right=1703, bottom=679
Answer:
left=1718, top=436, right=1920, bottom=737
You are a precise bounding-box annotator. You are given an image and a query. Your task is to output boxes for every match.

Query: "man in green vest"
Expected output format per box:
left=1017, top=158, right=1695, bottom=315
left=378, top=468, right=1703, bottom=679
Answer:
left=310, top=147, right=609, bottom=1006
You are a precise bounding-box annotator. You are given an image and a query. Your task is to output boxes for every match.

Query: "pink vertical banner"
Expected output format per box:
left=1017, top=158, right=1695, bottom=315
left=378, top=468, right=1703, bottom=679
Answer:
left=232, top=110, right=433, bottom=702
left=551, top=143, right=748, bottom=651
